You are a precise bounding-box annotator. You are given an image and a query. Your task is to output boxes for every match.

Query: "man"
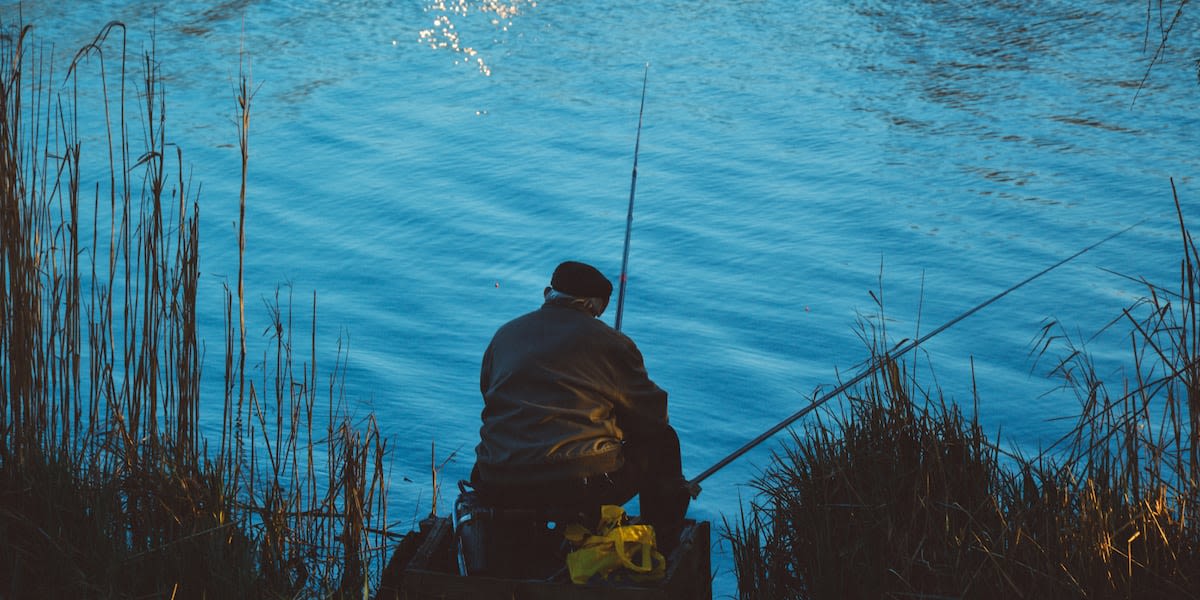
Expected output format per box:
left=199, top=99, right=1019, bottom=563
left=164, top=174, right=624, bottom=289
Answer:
left=471, top=260, right=691, bottom=551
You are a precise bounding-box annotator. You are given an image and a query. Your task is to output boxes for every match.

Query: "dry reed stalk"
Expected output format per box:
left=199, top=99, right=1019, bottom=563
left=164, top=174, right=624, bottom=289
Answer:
left=2, top=19, right=392, bottom=599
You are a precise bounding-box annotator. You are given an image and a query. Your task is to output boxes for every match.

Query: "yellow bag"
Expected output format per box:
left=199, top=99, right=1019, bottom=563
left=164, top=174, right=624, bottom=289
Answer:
left=563, top=505, right=666, bottom=585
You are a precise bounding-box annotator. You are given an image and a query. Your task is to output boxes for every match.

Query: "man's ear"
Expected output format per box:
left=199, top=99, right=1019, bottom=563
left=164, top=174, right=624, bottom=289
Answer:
left=593, top=297, right=610, bottom=317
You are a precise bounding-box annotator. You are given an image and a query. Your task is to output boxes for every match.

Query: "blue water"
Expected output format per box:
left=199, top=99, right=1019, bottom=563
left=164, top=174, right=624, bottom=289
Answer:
left=5, top=1, right=1199, bottom=596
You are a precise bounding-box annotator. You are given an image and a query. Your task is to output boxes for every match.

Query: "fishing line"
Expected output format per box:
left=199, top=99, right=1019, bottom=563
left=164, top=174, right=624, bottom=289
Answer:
left=614, top=63, right=649, bottom=332
left=688, top=219, right=1144, bottom=491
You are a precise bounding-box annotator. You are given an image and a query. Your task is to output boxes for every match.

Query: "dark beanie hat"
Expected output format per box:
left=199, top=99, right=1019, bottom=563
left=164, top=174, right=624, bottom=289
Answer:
left=551, top=261, right=613, bottom=299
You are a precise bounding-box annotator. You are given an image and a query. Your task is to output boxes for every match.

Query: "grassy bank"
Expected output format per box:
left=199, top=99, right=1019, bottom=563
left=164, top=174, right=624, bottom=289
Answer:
left=1, top=22, right=390, bottom=599
left=727, top=193, right=1200, bottom=598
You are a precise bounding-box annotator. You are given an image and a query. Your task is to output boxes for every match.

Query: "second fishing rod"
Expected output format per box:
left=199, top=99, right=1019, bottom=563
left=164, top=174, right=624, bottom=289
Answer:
left=614, top=63, right=649, bottom=333
left=687, top=219, right=1144, bottom=492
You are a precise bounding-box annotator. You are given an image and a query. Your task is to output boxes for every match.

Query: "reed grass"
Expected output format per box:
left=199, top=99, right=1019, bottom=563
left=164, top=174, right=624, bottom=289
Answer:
left=1, top=21, right=391, bottom=599
left=728, top=192, right=1200, bottom=599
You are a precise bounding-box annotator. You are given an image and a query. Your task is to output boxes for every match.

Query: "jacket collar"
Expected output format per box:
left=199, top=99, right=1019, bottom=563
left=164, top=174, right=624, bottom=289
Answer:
left=544, top=288, right=605, bottom=317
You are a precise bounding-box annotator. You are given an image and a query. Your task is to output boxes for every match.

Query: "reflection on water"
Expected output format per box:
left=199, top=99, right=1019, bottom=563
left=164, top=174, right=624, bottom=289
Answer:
left=419, top=0, right=539, bottom=76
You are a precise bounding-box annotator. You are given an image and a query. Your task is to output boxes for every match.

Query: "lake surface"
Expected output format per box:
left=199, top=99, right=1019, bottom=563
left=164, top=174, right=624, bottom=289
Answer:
left=4, top=1, right=1199, bottom=596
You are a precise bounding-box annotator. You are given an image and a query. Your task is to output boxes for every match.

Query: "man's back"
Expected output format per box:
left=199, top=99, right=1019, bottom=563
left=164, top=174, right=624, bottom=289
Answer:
left=475, top=302, right=630, bottom=484
left=469, top=261, right=689, bottom=552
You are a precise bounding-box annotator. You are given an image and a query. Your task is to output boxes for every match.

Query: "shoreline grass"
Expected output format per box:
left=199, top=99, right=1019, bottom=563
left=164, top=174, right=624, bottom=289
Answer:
left=727, top=191, right=1200, bottom=598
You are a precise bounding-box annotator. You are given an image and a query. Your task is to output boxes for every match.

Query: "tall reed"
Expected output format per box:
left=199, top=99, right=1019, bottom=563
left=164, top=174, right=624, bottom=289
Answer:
left=728, top=196, right=1200, bottom=598
left=1, top=20, right=391, bottom=599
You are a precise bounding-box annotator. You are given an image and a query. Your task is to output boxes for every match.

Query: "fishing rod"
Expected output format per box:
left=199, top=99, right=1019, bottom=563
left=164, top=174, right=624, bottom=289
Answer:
left=614, top=64, right=649, bottom=332
left=688, top=220, right=1144, bottom=490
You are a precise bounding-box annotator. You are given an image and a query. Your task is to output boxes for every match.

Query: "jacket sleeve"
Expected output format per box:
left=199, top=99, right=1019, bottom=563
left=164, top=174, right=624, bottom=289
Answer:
left=480, top=342, right=493, bottom=396
left=608, top=333, right=671, bottom=441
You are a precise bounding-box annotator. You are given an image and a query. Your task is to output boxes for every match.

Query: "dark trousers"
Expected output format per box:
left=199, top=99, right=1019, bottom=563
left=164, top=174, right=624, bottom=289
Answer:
left=473, top=426, right=691, bottom=551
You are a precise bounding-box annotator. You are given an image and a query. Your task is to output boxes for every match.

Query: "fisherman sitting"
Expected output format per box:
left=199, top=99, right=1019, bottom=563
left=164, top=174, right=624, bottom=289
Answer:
left=463, top=261, right=691, bottom=578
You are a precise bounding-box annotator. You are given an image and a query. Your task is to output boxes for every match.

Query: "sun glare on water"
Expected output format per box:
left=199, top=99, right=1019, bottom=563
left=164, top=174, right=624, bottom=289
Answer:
left=418, top=0, right=539, bottom=76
